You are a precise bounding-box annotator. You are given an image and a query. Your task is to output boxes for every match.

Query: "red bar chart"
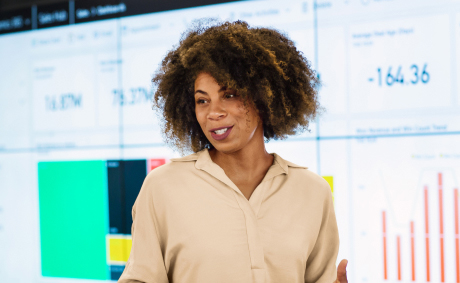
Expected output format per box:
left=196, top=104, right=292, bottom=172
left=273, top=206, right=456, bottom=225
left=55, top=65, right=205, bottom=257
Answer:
left=439, top=173, right=445, bottom=282
left=382, top=173, right=459, bottom=282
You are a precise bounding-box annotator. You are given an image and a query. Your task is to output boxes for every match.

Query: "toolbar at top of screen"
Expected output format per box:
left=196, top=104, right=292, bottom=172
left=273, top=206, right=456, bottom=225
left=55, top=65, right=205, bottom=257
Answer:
left=0, top=0, right=316, bottom=35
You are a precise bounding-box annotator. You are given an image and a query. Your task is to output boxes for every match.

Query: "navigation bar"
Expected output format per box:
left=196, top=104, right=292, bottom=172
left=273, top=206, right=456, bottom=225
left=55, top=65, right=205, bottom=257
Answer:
left=0, top=8, right=32, bottom=34
left=0, top=0, right=238, bottom=35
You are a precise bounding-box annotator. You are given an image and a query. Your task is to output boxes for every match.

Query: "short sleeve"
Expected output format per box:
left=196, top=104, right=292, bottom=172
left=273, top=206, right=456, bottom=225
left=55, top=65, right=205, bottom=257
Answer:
left=304, top=184, right=339, bottom=283
left=118, top=179, right=169, bottom=283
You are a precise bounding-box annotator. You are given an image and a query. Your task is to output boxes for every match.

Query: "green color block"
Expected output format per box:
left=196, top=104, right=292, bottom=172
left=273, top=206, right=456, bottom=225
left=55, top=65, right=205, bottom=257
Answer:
left=38, top=161, right=109, bottom=280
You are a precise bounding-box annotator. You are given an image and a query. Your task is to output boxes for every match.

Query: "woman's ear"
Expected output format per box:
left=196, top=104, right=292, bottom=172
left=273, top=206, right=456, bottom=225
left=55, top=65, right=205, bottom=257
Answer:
left=257, top=113, right=264, bottom=125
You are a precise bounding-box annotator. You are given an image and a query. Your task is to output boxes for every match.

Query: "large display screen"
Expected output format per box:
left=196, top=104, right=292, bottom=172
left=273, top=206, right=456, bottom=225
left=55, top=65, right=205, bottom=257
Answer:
left=1, top=0, right=459, bottom=282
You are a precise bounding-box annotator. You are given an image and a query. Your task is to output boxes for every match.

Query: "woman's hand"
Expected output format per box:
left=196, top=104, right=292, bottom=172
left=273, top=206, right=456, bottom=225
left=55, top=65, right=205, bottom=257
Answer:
left=334, top=259, right=348, bottom=283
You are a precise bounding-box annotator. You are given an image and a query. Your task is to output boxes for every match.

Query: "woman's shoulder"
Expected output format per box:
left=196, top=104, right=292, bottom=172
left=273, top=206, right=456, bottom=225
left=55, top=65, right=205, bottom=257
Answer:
left=142, top=152, right=200, bottom=186
left=275, top=154, right=332, bottom=194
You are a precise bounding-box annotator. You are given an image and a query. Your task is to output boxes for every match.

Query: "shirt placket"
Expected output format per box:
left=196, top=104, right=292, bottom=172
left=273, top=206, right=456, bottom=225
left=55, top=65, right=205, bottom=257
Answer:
left=198, top=161, right=285, bottom=283
left=232, top=181, right=268, bottom=283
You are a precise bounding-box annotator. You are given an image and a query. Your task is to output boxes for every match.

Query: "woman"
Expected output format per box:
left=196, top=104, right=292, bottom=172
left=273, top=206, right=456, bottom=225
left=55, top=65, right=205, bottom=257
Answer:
left=118, top=20, right=348, bottom=283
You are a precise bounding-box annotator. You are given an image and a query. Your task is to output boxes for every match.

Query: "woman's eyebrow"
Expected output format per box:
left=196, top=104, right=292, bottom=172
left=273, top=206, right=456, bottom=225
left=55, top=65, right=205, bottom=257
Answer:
left=194, top=90, right=208, bottom=95
left=194, top=86, right=227, bottom=95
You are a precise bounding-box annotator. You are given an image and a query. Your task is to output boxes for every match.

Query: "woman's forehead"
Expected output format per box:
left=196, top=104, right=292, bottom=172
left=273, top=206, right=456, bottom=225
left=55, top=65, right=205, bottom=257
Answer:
left=194, top=72, right=233, bottom=92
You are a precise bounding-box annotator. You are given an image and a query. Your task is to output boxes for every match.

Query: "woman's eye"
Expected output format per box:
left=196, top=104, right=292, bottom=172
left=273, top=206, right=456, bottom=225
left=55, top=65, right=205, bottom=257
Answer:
left=196, top=99, right=207, bottom=104
left=225, top=93, right=237, bottom=99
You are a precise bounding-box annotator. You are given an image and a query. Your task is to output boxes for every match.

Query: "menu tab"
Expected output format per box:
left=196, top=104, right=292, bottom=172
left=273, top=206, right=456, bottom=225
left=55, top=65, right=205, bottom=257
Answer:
left=36, top=2, right=70, bottom=29
left=121, top=0, right=238, bottom=18
left=0, top=8, right=32, bottom=35
left=74, top=0, right=127, bottom=23
left=74, top=0, right=238, bottom=23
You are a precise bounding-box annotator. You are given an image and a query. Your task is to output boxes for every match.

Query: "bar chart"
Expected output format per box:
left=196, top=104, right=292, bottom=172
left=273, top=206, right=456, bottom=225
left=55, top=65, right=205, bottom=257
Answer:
left=347, top=134, right=460, bottom=283
left=381, top=172, right=459, bottom=282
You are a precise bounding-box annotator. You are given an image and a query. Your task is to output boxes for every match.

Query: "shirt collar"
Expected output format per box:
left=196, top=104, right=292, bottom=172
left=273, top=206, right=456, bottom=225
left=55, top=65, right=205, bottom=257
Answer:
left=172, top=149, right=241, bottom=195
left=171, top=148, right=308, bottom=174
left=171, top=148, right=307, bottom=199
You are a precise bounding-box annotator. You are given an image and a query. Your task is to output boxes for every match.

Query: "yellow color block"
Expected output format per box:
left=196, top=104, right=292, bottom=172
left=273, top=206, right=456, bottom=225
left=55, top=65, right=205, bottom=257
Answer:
left=322, top=176, right=334, bottom=202
left=109, top=237, right=132, bottom=262
left=126, top=238, right=132, bottom=257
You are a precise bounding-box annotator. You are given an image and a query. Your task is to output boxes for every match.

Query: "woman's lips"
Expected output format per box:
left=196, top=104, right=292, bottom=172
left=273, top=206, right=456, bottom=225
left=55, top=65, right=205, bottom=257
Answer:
left=210, top=126, right=233, bottom=141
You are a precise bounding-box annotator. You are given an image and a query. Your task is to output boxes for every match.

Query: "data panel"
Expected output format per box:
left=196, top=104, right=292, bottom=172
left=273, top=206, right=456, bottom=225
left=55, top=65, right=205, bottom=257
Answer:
left=349, top=135, right=460, bottom=283
left=349, top=14, right=451, bottom=113
left=1, top=1, right=460, bottom=283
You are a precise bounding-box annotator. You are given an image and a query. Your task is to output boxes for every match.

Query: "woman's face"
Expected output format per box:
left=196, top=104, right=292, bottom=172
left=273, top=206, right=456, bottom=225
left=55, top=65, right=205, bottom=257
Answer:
left=194, top=72, right=262, bottom=154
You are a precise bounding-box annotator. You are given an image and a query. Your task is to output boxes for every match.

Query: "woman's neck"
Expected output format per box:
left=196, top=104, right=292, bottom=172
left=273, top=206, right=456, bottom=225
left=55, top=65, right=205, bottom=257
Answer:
left=208, top=127, right=274, bottom=180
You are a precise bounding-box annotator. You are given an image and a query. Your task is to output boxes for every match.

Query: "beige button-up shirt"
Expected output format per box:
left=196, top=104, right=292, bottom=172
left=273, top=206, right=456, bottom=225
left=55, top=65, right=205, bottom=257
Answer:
left=118, top=148, right=339, bottom=283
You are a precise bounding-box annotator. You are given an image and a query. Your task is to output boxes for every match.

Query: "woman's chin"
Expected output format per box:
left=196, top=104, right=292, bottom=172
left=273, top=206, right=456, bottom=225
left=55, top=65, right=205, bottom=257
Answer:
left=210, top=142, right=241, bottom=155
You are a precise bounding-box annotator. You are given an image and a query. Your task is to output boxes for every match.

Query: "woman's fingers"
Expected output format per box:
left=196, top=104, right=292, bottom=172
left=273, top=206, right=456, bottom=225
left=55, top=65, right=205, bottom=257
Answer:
left=337, top=259, right=348, bottom=283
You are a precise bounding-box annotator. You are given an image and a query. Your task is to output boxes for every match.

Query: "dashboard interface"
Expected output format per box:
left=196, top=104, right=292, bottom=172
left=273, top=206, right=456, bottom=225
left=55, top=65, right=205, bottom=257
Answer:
left=1, top=0, right=459, bottom=282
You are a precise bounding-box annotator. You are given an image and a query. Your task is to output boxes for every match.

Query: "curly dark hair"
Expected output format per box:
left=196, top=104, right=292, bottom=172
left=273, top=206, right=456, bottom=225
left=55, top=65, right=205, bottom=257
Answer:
left=152, top=19, right=321, bottom=154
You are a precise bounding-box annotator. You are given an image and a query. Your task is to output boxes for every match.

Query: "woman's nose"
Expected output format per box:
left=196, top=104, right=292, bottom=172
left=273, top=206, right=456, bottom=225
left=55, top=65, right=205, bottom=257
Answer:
left=207, top=101, right=227, bottom=120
